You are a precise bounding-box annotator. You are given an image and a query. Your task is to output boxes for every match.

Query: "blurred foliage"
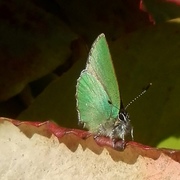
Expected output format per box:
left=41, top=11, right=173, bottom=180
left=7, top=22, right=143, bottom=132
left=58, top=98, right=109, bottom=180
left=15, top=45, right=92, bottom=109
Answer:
left=157, top=136, right=180, bottom=150
left=0, top=0, right=180, bottom=149
left=141, top=0, right=180, bottom=23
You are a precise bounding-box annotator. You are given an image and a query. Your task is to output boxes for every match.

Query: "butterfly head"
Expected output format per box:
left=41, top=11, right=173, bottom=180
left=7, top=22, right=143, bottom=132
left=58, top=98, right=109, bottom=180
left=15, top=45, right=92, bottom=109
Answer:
left=106, top=100, right=133, bottom=141
left=110, top=105, right=133, bottom=142
left=112, top=83, right=152, bottom=142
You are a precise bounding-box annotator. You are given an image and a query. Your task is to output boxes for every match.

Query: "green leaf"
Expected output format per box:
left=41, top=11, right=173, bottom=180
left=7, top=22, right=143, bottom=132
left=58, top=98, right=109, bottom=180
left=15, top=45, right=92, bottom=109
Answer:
left=142, top=0, right=180, bottom=23
left=110, top=18, right=180, bottom=148
left=157, top=136, right=180, bottom=149
left=18, top=42, right=87, bottom=128
left=18, top=18, right=180, bottom=149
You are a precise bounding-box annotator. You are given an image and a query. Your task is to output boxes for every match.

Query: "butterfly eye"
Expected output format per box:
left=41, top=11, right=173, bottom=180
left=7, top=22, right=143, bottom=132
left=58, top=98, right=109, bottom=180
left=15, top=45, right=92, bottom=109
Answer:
left=119, top=112, right=127, bottom=122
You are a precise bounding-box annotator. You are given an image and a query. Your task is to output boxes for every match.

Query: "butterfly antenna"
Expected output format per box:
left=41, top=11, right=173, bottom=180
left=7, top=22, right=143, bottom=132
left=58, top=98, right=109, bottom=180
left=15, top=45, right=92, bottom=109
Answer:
left=125, top=83, right=152, bottom=110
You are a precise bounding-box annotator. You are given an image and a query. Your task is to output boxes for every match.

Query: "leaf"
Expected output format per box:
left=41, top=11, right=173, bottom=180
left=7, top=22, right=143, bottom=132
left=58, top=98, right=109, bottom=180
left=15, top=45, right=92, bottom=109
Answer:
left=141, top=0, right=180, bottom=23
left=157, top=136, right=180, bottom=150
left=0, top=118, right=180, bottom=179
left=18, top=42, right=88, bottom=129
left=0, top=1, right=77, bottom=101
left=18, top=18, right=180, bottom=149
left=55, top=0, right=150, bottom=38
left=109, top=18, right=180, bottom=148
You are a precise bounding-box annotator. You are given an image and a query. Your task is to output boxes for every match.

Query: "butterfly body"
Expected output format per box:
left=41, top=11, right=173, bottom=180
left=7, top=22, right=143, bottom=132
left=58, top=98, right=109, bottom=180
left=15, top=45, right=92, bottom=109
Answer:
left=76, top=34, right=133, bottom=143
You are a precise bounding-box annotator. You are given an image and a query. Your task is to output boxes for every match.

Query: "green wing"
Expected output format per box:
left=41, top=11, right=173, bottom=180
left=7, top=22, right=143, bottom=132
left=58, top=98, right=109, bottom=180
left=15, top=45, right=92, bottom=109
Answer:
left=76, top=72, right=112, bottom=131
left=86, top=34, right=120, bottom=110
left=76, top=34, right=120, bottom=131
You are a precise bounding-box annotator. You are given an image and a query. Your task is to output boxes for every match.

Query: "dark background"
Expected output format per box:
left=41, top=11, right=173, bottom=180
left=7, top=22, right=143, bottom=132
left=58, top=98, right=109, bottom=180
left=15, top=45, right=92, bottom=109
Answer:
left=0, top=0, right=180, bottom=149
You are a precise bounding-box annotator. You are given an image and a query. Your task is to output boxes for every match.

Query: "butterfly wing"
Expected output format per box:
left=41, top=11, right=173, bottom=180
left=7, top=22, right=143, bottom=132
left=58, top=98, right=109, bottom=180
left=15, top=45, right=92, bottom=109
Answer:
left=76, top=34, right=120, bottom=132
left=76, top=71, right=112, bottom=131
left=86, top=34, right=120, bottom=112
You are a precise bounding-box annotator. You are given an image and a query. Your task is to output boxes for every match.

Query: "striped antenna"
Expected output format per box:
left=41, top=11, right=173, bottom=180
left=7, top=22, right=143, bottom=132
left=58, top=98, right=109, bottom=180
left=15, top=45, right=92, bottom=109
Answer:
left=125, top=83, right=152, bottom=110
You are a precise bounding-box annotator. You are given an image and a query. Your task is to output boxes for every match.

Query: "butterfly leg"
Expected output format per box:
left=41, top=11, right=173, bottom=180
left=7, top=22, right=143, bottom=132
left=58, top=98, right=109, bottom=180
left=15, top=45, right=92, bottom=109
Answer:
left=93, top=133, right=100, bottom=139
left=93, top=124, right=106, bottom=139
left=112, top=139, right=126, bottom=151
left=78, top=120, right=87, bottom=129
left=110, top=127, right=127, bottom=151
left=131, top=127, right=134, bottom=141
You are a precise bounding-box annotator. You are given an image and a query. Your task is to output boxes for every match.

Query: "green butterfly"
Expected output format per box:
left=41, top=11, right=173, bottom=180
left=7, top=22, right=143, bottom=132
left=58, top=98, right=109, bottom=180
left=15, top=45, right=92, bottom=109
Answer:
left=76, top=34, right=133, bottom=144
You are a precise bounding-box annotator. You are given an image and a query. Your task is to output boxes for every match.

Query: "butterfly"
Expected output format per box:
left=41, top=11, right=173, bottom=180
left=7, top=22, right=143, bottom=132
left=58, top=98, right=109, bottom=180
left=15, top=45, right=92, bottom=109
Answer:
left=76, top=34, right=133, bottom=147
